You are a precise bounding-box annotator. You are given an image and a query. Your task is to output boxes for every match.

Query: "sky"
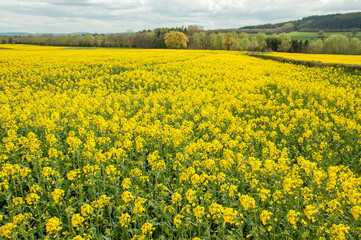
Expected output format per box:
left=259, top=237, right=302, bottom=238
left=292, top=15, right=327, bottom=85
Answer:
left=0, top=0, right=360, bottom=33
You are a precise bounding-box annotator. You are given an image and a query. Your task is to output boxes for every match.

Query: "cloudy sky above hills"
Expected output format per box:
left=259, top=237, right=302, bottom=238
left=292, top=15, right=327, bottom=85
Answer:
left=0, top=0, right=360, bottom=33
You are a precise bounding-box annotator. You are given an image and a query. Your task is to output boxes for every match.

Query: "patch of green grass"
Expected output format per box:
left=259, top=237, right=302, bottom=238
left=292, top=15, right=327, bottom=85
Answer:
left=288, top=32, right=319, bottom=42
left=288, top=31, right=361, bottom=42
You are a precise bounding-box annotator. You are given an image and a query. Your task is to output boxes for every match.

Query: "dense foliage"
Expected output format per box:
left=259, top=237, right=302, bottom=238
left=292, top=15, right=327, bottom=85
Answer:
left=1, top=45, right=361, bottom=239
left=164, top=31, right=189, bottom=49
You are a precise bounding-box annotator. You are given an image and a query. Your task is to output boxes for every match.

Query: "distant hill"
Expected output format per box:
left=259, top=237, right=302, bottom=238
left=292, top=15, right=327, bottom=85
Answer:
left=0, top=32, right=89, bottom=36
left=240, top=12, right=361, bottom=33
left=0, top=32, right=31, bottom=36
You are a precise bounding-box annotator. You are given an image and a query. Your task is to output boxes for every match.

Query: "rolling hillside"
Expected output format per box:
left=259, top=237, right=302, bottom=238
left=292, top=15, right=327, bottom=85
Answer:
left=240, top=12, right=361, bottom=33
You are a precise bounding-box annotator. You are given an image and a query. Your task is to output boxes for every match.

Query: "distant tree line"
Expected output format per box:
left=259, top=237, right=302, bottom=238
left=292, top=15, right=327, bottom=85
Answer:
left=191, top=31, right=361, bottom=54
left=0, top=27, right=187, bottom=48
left=1, top=25, right=361, bottom=54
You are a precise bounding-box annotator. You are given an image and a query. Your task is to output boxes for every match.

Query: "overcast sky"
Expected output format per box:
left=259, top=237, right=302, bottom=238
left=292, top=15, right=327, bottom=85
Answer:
left=0, top=0, right=360, bottom=33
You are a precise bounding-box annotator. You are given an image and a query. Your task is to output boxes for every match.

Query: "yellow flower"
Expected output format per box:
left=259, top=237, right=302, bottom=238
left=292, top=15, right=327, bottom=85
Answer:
left=131, top=234, right=146, bottom=240
left=42, top=166, right=59, bottom=180
left=66, top=133, right=82, bottom=150
left=46, top=134, right=57, bottom=145
left=209, top=202, right=224, bottom=219
left=228, top=185, right=237, bottom=197
left=0, top=223, right=17, bottom=239
left=25, top=193, right=40, bottom=205
left=130, top=168, right=143, bottom=178
left=304, top=205, right=318, bottom=222
left=46, top=217, right=62, bottom=234
left=259, top=188, right=271, bottom=202
left=194, top=205, right=205, bottom=222
left=119, top=213, right=131, bottom=228
left=185, top=189, right=197, bottom=203
left=326, top=199, right=343, bottom=216
left=91, top=195, right=110, bottom=208
left=171, top=192, right=182, bottom=205
left=140, top=222, right=155, bottom=235
left=12, top=197, right=24, bottom=206
left=329, top=224, right=350, bottom=240
left=260, top=210, right=273, bottom=226
left=121, top=178, right=131, bottom=189
left=19, top=167, right=31, bottom=178
left=12, top=213, right=25, bottom=225
left=83, top=164, right=100, bottom=178
left=174, top=214, right=184, bottom=228
left=351, top=205, right=361, bottom=220
left=223, top=207, right=239, bottom=225
left=133, top=197, right=147, bottom=215
left=163, top=205, right=175, bottom=213
left=67, top=169, right=81, bottom=181
left=51, top=189, right=65, bottom=204
left=81, top=204, right=94, bottom=217
left=287, top=210, right=300, bottom=227
left=72, top=235, right=86, bottom=240
left=48, top=148, right=59, bottom=158
left=30, top=184, right=41, bottom=193
left=191, top=174, right=201, bottom=186
left=71, top=214, right=85, bottom=229
left=106, top=165, right=120, bottom=181
left=317, top=223, right=328, bottom=236
left=239, top=194, right=256, bottom=211
left=121, top=191, right=135, bottom=204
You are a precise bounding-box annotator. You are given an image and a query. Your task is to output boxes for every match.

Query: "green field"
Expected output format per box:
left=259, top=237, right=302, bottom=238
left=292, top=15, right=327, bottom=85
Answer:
left=288, top=31, right=361, bottom=42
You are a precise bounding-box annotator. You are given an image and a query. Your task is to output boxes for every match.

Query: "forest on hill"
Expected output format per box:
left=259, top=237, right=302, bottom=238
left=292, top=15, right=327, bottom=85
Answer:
left=240, top=12, right=361, bottom=33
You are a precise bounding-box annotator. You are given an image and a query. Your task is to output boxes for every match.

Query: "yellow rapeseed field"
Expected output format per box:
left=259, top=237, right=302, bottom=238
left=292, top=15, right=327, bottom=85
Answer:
left=269, top=52, right=361, bottom=66
left=1, top=44, right=361, bottom=239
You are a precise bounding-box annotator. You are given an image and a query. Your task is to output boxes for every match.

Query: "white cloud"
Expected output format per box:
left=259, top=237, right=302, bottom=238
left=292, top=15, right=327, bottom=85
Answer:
left=0, top=0, right=360, bottom=33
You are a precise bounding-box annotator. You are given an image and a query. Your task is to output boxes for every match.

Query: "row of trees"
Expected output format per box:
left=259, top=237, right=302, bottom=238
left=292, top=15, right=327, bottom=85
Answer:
left=190, top=32, right=304, bottom=52
left=191, top=31, right=361, bottom=54
left=1, top=26, right=361, bottom=54
left=308, top=34, right=361, bottom=54
left=0, top=27, right=188, bottom=48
